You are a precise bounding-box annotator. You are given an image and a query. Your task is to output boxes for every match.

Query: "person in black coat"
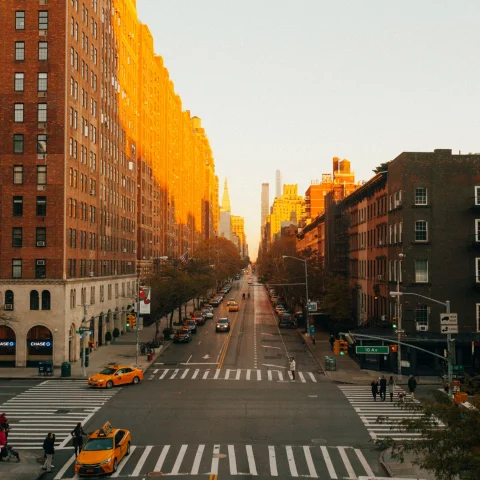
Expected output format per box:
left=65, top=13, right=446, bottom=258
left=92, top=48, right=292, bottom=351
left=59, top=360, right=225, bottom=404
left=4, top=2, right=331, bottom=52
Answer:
left=42, top=433, right=55, bottom=472
left=371, top=379, right=379, bottom=401
left=71, top=423, right=86, bottom=457
left=408, top=375, right=418, bottom=398
left=379, top=375, right=387, bottom=401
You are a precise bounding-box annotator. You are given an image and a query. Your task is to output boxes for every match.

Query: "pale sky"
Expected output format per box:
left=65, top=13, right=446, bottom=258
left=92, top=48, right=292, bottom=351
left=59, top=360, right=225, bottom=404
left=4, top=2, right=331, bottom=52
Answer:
left=137, top=0, right=480, bottom=260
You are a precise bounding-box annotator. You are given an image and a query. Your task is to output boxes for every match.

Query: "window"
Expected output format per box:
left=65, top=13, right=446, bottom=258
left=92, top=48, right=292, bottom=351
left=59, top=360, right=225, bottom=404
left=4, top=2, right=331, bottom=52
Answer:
left=15, top=11, right=25, bottom=30
left=36, top=227, right=46, bottom=247
left=36, top=196, right=46, bottom=216
left=12, top=259, right=22, bottom=279
left=15, top=42, right=25, bottom=61
left=37, top=134, right=47, bottom=153
left=38, top=73, right=48, bottom=91
left=90, top=286, right=95, bottom=304
left=14, top=103, right=24, bottom=122
left=475, top=220, right=480, bottom=243
left=38, top=41, right=48, bottom=60
left=14, top=73, right=24, bottom=91
left=38, top=103, right=47, bottom=122
left=476, top=304, right=480, bottom=333
left=415, top=187, right=427, bottom=205
left=13, top=165, right=23, bottom=184
left=35, top=259, right=46, bottom=278
left=399, top=221, right=403, bottom=243
left=37, top=165, right=47, bottom=185
left=476, top=258, right=480, bottom=283
left=414, top=259, right=428, bottom=283
left=414, top=305, right=429, bottom=326
left=14, top=134, right=24, bottom=153
left=475, top=187, right=480, bottom=206
left=38, top=11, right=48, bottom=30
left=12, top=228, right=22, bottom=247
left=13, top=196, right=23, bottom=216
left=5, top=290, right=14, bottom=309
left=30, top=291, right=39, bottom=310
left=389, top=224, right=392, bottom=245
left=41, top=290, right=51, bottom=310
left=415, top=220, right=428, bottom=242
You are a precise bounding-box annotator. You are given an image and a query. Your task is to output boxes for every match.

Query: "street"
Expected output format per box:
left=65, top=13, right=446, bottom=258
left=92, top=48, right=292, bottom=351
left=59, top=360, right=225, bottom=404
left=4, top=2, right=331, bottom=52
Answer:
left=2, top=278, right=386, bottom=478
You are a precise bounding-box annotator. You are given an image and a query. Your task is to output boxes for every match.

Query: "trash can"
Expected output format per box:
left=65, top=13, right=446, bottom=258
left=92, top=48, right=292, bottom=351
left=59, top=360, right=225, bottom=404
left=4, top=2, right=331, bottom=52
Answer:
left=324, top=356, right=336, bottom=371
left=147, top=353, right=153, bottom=361
left=38, top=361, right=46, bottom=376
left=61, top=362, right=71, bottom=378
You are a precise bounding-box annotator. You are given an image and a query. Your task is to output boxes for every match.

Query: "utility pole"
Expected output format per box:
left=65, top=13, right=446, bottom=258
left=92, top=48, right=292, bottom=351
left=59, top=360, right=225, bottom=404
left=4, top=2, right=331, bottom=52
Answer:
left=135, top=275, right=140, bottom=367
left=396, top=253, right=404, bottom=380
left=304, top=260, right=309, bottom=333
left=446, top=300, right=453, bottom=399
left=82, top=303, right=88, bottom=378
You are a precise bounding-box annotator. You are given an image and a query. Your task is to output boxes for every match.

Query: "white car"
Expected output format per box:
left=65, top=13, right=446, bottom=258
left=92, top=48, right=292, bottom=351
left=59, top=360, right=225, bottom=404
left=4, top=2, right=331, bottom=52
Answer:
left=204, top=309, right=214, bottom=319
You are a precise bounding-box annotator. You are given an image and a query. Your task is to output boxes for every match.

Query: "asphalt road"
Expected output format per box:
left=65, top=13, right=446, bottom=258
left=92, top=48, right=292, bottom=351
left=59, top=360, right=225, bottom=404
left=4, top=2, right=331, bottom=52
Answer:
left=28, top=276, right=385, bottom=479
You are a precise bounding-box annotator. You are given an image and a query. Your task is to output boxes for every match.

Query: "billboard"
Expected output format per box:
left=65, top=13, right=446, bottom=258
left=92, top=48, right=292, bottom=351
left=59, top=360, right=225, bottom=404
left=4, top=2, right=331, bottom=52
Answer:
left=139, top=285, right=151, bottom=314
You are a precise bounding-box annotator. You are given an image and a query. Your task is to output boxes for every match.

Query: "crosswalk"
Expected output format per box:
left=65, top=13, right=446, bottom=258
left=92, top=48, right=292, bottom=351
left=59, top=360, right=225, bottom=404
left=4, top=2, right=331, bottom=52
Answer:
left=1, top=380, right=119, bottom=449
left=148, top=367, right=320, bottom=383
left=54, top=443, right=378, bottom=479
left=339, top=385, right=439, bottom=441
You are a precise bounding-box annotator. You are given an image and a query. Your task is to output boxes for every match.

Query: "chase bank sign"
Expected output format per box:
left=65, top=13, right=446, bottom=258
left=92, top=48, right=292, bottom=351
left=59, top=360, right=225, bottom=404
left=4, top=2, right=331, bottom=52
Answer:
left=0, top=341, right=15, bottom=347
left=28, top=341, right=52, bottom=347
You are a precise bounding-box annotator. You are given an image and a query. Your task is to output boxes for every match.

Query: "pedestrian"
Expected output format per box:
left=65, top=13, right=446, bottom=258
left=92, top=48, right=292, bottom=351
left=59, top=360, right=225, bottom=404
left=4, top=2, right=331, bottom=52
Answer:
left=0, top=413, right=9, bottom=439
left=329, top=335, right=335, bottom=351
left=42, top=433, right=55, bottom=472
left=388, top=376, right=395, bottom=402
left=0, top=426, right=19, bottom=462
left=71, top=422, right=86, bottom=457
left=408, top=375, right=417, bottom=399
left=379, top=375, right=387, bottom=401
left=371, top=379, right=379, bottom=401
left=444, top=382, right=450, bottom=395
left=289, top=357, right=296, bottom=381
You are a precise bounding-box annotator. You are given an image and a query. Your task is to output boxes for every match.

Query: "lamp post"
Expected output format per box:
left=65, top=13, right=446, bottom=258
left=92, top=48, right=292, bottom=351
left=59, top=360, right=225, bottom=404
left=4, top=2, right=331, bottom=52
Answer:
left=396, top=253, right=405, bottom=379
left=282, top=256, right=309, bottom=331
left=390, top=291, right=453, bottom=398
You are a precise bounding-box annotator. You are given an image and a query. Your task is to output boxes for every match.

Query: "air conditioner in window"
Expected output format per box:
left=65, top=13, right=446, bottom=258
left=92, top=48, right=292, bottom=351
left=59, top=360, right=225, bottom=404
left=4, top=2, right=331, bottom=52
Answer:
left=36, top=260, right=46, bottom=266
left=38, top=92, right=47, bottom=98
left=36, top=241, right=46, bottom=247
left=127, top=262, right=132, bottom=265
left=377, top=275, right=383, bottom=281
left=39, top=30, right=47, bottom=37
left=90, top=190, right=95, bottom=195
left=416, top=324, right=428, bottom=332
left=132, top=249, right=136, bottom=253
left=89, top=272, right=95, bottom=277
left=38, top=123, right=47, bottom=130
left=122, top=248, right=127, bottom=252
left=39, top=0, right=48, bottom=5
left=37, top=185, right=46, bottom=191
left=378, top=240, right=383, bottom=246
left=4, top=304, right=13, bottom=311
left=37, top=154, right=46, bottom=160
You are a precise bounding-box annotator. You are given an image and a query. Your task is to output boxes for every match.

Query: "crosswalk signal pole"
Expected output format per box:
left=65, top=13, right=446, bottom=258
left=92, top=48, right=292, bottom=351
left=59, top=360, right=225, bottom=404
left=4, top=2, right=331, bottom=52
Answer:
left=135, top=276, right=140, bottom=368
left=82, top=303, right=88, bottom=378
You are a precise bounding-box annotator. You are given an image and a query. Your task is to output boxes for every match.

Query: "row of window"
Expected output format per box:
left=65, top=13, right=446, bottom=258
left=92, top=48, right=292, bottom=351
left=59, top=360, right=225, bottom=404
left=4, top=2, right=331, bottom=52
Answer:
left=14, top=72, right=48, bottom=92
left=69, top=168, right=96, bottom=193
left=12, top=228, right=46, bottom=248
left=12, top=134, right=47, bottom=154
left=67, top=259, right=135, bottom=279
left=12, top=196, right=47, bottom=217
left=11, top=259, right=46, bottom=279
left=14, top=41, right=48, bottom=61
left=15, top=11, right=48, bottom=30
left=12, top=165, right=46, bottom=185
left=4, top=289, right=50, bottom=310
left=14, top=103, right=47, bottom=124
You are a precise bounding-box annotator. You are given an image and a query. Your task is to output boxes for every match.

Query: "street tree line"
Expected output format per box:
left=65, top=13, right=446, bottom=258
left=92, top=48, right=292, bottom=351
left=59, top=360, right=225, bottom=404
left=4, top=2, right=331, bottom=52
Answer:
left=147, top=237, right=248, bottom=337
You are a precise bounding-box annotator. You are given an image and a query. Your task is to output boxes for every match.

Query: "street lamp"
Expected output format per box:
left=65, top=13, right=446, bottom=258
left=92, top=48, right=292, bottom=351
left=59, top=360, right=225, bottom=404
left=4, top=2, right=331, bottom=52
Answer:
left=396, top=253, right=405, bottom=379
left=282, top=255, right=309, bottom=331
left=390, top=291, right=453, bottom=397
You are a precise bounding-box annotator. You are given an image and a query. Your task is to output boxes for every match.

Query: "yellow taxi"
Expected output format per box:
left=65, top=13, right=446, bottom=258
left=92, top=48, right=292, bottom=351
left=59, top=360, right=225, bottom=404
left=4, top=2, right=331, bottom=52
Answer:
left=74, top=422, right=131, bottom=476
left=228, top=301, right=240, bottom=312
left=88, top=364, right=144, bottom=389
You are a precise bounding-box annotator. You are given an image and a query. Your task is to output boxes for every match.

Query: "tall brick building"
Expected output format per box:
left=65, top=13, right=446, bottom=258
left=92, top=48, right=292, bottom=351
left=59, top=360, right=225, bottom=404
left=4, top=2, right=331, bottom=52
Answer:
left=0, top=1, right=219, bottom=367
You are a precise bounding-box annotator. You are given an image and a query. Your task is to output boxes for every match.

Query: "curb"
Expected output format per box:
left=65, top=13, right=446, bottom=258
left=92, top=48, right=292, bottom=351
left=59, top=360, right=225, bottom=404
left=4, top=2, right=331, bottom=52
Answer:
left=33, top=471, right=46, bottom=480
left=379, top=450, right=395, bottom=478
left=297, top=330, right=326, bottom=377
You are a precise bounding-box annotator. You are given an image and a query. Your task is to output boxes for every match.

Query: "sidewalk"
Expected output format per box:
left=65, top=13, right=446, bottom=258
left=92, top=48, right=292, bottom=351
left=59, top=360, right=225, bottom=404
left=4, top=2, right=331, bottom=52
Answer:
left=381, top=451, right=436, bottom=480
left=0, top=449, right=44, bottom=480
left=0, top=321, right=172, bottom=380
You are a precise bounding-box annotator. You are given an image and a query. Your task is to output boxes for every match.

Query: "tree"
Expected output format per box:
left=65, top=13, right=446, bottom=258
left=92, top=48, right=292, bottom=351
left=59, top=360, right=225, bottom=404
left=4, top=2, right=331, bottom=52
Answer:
left=373, top=161, right=390, bottom=174
left=375, top=392, right=480, bottom=480
left=321, top=275, right=351, bottom=321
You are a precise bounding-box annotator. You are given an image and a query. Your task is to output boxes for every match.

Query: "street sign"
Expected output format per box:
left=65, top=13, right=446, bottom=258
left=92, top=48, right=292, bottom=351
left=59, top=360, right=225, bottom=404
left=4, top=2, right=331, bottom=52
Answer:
left=440, top=313, right=458, bottom=326
left=441, top=324, right=458, bottom=334
left=396, top=329, right=405, bottom=333
left=356, top=346, right=389, bottom=354
left=453, top=364, right=464, bottom=372
left=307, top=302, right=317, bottom=313
left=401, top=360, right=411, bottom=367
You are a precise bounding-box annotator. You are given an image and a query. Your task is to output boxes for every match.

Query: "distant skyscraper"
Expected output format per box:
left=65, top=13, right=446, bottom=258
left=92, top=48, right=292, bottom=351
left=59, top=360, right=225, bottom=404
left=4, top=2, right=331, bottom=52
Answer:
left=275, top=170, right=282, bottom=198
left=261, top=183, right=269, bottom=228
left=219, top=178, right=232, bottom=240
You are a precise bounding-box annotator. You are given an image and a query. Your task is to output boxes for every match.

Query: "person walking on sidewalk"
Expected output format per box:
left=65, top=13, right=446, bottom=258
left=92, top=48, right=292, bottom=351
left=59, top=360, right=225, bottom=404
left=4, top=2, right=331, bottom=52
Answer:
left=42, top=433, right=55, bottom=472
left=0, top=413, right=9, bottom=439
left=408, top=375, right=417, bottom=399
left=71, top=422, right=86, bottom=457
left=0, top=426, right=20, bottom=462
left=371, top=379, right=379, bottom=401
left=388, top=376, right=395, bottom=402
left=329, top=335, right=335, bottom=351
left=289, top=357, right=296, bottom=381
left=379, top=375, right=387, bottom=401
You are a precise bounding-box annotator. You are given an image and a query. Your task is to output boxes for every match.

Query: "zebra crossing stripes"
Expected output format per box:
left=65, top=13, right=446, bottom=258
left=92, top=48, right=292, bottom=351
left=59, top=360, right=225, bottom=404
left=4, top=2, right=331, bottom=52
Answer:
left=1, top=379, right=118, bottom=449
left=338, top=385, right=434, bottom=441
left=53, top=443, right=378, bottom=479
left=148, top=368, right=319, bottom=383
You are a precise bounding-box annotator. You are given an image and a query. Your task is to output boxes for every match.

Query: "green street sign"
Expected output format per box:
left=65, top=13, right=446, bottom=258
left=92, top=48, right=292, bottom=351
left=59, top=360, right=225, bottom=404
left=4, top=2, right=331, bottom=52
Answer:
left=356, top=346, right=389, bottom=354
left=453, top=365, right=464, bottom=371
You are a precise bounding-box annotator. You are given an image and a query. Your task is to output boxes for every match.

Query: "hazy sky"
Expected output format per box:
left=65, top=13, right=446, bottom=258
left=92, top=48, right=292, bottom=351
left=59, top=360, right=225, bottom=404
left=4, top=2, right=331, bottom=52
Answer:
left=137, top=0, right=480, bottom=259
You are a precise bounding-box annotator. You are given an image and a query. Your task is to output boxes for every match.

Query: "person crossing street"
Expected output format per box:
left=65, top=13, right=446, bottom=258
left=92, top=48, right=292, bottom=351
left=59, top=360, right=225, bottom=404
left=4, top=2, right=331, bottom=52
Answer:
left=379, top=375, right=387, bottom=401
left=289, top=357, right=296, bottom=381
left=71, top=422, right=86, bottom=457
left=42, top=433, right=55, bottom=472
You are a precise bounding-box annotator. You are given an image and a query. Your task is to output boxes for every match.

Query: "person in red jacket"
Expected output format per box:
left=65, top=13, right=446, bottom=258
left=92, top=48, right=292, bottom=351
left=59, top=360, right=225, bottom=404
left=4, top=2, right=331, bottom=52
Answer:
left=0, top=413, right=9, bottom=439
left=0, top=426, right=19, bottom=462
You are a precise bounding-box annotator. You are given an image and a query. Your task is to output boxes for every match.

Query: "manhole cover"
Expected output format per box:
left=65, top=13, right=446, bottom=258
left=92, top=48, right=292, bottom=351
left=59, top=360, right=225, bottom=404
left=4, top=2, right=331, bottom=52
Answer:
left=148, top=472, right=164, bottom=476
left=55, top=409, right=71, bottom=414
left=311, top=438, right=327, bottom=444
left=212, top=453, right=227, bottom=459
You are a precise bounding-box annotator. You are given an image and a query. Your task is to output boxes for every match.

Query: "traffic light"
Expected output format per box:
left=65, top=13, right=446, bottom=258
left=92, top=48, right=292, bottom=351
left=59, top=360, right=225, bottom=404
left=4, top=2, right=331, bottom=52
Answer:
left=127, top=314, right=136, bottom=329
left=392, top=317, right=398, bottom=329
left=333, top=340, right=340, bottom=355
left=130, top=316, right=137, bottom=328
left=339, top=340, right=349, bottom=356
left=390, top=344, right=398, bottom=353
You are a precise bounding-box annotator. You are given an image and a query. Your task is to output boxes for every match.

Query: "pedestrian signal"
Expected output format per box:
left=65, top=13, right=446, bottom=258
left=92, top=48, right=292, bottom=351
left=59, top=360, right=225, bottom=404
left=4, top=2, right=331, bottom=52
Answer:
left=390, top=345, right=398, bottom=353
left=333, top=340, right=340, bottom=355
left=339, top=340, right=349, bottom=356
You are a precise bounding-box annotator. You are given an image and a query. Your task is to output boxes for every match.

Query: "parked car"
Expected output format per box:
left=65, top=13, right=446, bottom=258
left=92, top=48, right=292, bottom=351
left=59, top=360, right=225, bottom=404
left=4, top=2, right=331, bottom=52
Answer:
left=211, top=298, right=220, bottom=307
left=194, top=313, right=205, bottom=326
left=173, top=328, right=192, bottom=343
left=203, top=307, right=214, bottom=319
left=275, top=305, right=286, bottom=315
left=183, top=319, right=197, bottom=334
left=216, top=317, right=231, bottom=332
left=279, top=314, right=297, bottom=329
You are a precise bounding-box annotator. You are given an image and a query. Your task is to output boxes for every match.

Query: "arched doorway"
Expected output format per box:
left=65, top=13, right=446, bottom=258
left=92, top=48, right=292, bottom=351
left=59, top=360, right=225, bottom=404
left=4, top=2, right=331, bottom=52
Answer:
left=98, top=313, right=104, bottom=347
left=26, top=325, right=53, bottom=367
left=0, top=325, right=16, bottom=367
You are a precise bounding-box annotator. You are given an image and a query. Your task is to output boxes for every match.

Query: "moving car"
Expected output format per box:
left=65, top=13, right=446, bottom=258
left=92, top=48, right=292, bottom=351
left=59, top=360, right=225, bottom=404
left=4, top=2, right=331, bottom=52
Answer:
left=227, top=298, right=236, bottom=306
left=74, top=422, right=131, bottom=476
left=173, top=328, right=192, bottom=343
left=183, top=319, right=197, bottom=334
left=216, top=317, right=231, bottom=332
left=228, top=302, right=240, bottom=312
left=88, top=365, right=144, bottom=389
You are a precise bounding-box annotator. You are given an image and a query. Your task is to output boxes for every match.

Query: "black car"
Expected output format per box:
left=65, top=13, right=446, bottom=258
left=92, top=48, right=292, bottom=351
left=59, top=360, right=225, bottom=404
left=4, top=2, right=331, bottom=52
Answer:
left=216, top=318, right=231, bottom=333
left=279, top=314, right=297, bottom=329
left=173, top=328, right=192, bottom=343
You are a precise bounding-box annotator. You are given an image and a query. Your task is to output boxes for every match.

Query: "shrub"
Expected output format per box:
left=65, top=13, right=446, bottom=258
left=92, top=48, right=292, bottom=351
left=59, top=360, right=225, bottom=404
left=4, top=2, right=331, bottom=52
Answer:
left=113, top=328, right=120, bottom=338
left=105, top=331, right=112, bottom=342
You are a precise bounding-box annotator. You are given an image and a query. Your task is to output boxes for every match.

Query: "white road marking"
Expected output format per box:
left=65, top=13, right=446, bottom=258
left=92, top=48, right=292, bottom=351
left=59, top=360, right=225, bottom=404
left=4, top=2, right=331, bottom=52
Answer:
left=153, top=445, right=170, bottom=472
left=190, top=444, right=205, bottom=475
left=170, top=444, right=187, bottom=474
left=262, top=364, right=287, bottom=369
left=153, top=369, right=159, bottom=374
left=180, top=369, right=190, bottom=379
left=225, top=369, right=231, bottom=380
left=235, top=369, right=241, bottom=380
left=268, top=445, right=278, bottom=476
left=192, top=369, right=199, bottom=379
left=338, top=447, right=356, bottom=479
left=354, top=448, right=375, bottom=477
left=286, top=446, right=298, bottom=477
left=213, top=369, right=221, bottom=379
left=268, top=370, right=272, bottom=381
left=262, top=345, right=281, bottom=349
left=257, top=370, right=262, bottom=381
left=130, top=445, right=152, bottom=477
left=210, top=445, right=220, bottom=474
left=159, top=370, right=169, bottom=380
left=303, top=446, right=318, bottom=478
left=307, top=372, right=317, bottom=382
left=170, top=369, right=179, bottom=379
left=228, top=444, right=237, bottom=475
left=298, top=372, right=306, bottom=383
left=186, top=355, right=192, bottom=364
left=246, top=444, right=258, bottom=475
left=320, top=446, right=337, bottom=479
left=54, top=454, right=75, bottom=480
left=111, top=446, right=136, bottom=477
left=197, top=341, right=201, bottom=345
left=202, top=370, right=210, bottom=379
left=246, top=369, right=251, bottom=380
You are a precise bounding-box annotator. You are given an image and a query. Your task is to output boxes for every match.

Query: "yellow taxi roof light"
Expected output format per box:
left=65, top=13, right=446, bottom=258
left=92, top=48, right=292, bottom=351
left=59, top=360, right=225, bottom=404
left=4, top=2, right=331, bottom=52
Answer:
left=99, top=421, right=113, bottom=437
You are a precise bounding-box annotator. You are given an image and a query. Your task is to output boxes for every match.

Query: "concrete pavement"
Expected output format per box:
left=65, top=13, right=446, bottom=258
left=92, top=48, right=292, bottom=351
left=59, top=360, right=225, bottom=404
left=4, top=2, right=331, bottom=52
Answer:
left=0, top=449, right=44, bottom=480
